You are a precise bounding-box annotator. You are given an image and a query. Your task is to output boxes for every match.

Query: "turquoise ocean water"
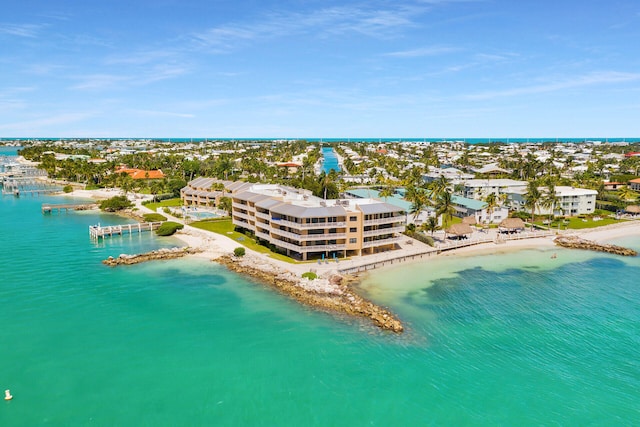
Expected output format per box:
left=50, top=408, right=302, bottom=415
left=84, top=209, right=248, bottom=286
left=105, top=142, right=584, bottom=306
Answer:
left=2, top=149, right=640, bottom=425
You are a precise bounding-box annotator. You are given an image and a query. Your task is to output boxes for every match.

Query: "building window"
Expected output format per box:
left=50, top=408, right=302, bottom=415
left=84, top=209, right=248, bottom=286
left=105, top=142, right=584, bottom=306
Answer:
left=349, top=227, right=357, bottom=233
left=349, top=238, right=357, bottom=244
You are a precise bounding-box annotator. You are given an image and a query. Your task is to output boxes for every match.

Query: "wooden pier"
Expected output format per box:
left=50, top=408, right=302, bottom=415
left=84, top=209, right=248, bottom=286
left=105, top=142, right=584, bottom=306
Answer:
left=42, top=203, right=98, bottom=214
left=89, top=222, right=164, bottom=239
left=2, top=177, right=61, bottom=196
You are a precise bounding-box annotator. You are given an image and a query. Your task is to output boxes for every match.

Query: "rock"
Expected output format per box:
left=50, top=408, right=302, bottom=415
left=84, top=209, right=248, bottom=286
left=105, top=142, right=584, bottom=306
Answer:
left=216, top=255, right=404, bottom=333
left=554, top=235, right=637, bottom=256
left=102, top=246, right=203, bottom=266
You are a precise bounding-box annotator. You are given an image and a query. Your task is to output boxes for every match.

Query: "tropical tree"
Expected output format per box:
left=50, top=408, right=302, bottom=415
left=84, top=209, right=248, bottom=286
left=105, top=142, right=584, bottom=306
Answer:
left=408, top=188, right=429, bottom=222
left=428, top=174, right=450, bottom=201
left=218, top=197, right=232, bottom=216
left=541, top=182, right=560, bottom=224
left=524, top=180, right=542, bottom=230
left=484, top=192, right=498, bottom=225
left=422, top=216, right=439, bottom=235
left=378, top=183, right=396, bottom=202
left=617, top=186, right=639, bottom=202
left=435, top=190, right=456, bottom=229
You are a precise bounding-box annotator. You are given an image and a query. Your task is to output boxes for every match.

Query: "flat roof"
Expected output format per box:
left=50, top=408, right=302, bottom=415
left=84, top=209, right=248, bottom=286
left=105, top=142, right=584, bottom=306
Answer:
left=452, top=195, right=487, bottom=210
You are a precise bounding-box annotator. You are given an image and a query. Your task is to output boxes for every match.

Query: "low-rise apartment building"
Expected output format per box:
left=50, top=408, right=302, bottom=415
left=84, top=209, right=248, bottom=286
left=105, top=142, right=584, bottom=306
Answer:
left=232, top=184, right=405, bottom=260
left=183, top=178, right=406, bottom=261
left=509, top=186, right=597, bottom=216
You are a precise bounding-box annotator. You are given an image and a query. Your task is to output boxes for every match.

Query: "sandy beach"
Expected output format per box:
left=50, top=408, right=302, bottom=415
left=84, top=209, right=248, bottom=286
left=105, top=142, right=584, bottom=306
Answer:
left=56, top=187, right=640, bottom=332
left=71, top=187, right=640, bottom=275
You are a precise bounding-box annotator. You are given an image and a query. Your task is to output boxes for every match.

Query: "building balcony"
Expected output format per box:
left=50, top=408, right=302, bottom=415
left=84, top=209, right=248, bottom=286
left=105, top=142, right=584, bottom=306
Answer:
left=255, top=230, right=271, bottom=241
left=233, top=210, right=253, bottom=221
left=269, top=239, right=347, bottom=253
left=255, top=211, right=271, bottom=220
left=231, top=202, right=254, bottom=211
left=233, top=218, right=250, bottom=228
left=362, top=225, right=405, bottom=237
left=363, top=216, right=404, bottom=226
left=270, top=228, right=346, bottom=241
left=269, top=218, right=346, bottom=229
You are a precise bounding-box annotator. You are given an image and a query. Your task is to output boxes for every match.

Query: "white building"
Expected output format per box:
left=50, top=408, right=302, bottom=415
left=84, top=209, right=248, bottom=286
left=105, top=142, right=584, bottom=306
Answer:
left=509, top=186, right=597, bottom=217
left=462, top=179, right=528, bottom=200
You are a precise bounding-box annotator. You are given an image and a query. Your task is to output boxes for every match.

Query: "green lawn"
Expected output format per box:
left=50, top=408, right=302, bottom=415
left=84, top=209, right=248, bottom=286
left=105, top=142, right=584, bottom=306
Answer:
left=144, top=198, right=183, bottom=211
left=535, top=216, right=624, bottom=230
left=189, top=218, right=301, bottom=264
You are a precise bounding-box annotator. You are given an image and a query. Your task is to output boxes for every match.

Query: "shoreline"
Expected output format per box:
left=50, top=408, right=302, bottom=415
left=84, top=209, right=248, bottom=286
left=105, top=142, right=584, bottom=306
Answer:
left=63, top=188, right=640, bottom=332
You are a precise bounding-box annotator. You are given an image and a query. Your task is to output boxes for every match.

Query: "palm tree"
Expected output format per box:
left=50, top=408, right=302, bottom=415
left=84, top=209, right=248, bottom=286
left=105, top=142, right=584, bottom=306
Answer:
left=484, top=192, right=498, bottom=224
left=408, top=188, right=429, bottom=222
left=428, top=174, right=450, bottom=201
left=422, top=216, right=439, bottom=235
left=524, top=180, right=542, bottom=230
left=379, top=183, right=395, bottom=202
left=541, top=182, right=560, bottom=225
left=618, top=186, right=639, bottom=202
left=435, top=190, right=456, bottom=229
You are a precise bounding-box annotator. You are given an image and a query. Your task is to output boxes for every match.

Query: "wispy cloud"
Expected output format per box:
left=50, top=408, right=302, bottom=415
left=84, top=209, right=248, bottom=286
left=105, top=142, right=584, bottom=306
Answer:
left=0, top=112, right=94, bottom=131
left=0, top=23, right=45, bottom=38
left=190, top=4, right=427, bottom=52
left=464, top=71, right=640, bottom=100
left=385, top=46, right=460, bottom=57
left=69, top=64, right=189, bottom=91
left=129, top=109, right=194, bottom=119
left=70, top=74, right=131, bottom=91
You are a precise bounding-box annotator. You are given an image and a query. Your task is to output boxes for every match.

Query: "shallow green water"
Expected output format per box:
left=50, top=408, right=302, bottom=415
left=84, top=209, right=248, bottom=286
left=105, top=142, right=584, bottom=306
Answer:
left=1, top=187, right=639, bottom=425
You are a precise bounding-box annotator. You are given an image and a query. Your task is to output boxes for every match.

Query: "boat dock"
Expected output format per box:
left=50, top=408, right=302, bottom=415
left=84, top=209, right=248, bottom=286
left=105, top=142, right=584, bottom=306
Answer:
left=89, top=222, right=164, bottom=239
left=42, top=203, right=99, bottom=214
left=2, top=177, right=61, bottom=196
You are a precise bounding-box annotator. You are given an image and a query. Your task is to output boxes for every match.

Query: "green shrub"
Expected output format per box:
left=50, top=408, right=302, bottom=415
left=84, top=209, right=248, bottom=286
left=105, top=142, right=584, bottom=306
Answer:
left=99, top=196, right=133, bottom=212
left=404, top=230, right=435, bottom=246
left=143, top=213, right=167, bottom=222
left=233, top=247, right=246, bottom=257
left=155, top=221, right=184, bottom=236
left=302, top=272, right=317, bottom=280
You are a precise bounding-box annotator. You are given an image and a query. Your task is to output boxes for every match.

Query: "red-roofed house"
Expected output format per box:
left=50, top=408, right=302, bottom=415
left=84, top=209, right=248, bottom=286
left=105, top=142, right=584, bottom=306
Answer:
left=604, top=182, right=625, bottom=190
left=115, top=167, right=165, bottom=180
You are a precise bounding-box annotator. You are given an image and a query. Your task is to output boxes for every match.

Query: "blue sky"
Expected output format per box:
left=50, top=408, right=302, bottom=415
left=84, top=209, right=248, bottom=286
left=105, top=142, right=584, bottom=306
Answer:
left=1, top=0, right=639, bottom=138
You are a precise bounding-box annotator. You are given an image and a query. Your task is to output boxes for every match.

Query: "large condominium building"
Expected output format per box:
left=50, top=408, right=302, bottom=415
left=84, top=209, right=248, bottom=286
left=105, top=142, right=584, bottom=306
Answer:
left=181, top=177, right=227, bottom=206
left=231, top=183, right=406, bottom=261
left=510, top=186, right=597, bottom=216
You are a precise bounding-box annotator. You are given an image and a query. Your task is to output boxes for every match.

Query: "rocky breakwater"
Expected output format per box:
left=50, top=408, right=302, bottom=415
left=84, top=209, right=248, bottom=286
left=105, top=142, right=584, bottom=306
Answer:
left=554, top=235, right=637, bottom=256
left=217, top=254, right=404, bottom=333
left=103, top=246, right=203, bottom=266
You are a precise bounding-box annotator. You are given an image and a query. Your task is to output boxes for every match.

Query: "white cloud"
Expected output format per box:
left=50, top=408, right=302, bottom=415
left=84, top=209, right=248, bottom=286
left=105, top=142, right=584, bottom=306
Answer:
left=129, top=109, right=194, bottom=118
left=190, top=3, right=428, bottom=52
left=70, top=74, right=131, bottom=91
left=385, top=46, right=460, bottom=57
left=0, top=23, right=45, bottom=38
left=464, top=71, right=640, bottom=100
